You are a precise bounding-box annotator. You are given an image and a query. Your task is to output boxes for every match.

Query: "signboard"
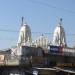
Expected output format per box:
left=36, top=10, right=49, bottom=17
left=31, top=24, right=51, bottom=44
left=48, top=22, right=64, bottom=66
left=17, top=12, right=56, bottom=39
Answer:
left=49, top=46, right=63, bottom=53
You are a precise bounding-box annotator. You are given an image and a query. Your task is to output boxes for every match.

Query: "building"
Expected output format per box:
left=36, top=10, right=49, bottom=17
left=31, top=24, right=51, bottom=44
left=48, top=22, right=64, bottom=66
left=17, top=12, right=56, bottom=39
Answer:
left=0, top=17, right=75, bottom=75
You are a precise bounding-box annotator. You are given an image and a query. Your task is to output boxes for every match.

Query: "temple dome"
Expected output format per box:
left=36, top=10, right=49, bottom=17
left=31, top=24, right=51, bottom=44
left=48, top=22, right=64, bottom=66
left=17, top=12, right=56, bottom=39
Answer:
left=33, top=34, right=49, bottom=49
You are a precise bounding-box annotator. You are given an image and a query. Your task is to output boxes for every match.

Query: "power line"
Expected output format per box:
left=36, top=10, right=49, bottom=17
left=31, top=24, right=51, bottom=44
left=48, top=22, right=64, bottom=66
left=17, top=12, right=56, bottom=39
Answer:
left=2, top=30, right=75, bottom=36
left=0, top=29, right=75, bottom=36
left=0, top=29, right=18, bottom=32
left=27, top=0, right=75, bottom=14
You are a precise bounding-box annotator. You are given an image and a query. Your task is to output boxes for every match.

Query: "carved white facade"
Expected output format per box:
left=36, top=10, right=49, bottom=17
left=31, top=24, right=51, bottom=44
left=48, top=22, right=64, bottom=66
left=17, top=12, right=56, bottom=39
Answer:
left=52, top=18, right=67, bottom=47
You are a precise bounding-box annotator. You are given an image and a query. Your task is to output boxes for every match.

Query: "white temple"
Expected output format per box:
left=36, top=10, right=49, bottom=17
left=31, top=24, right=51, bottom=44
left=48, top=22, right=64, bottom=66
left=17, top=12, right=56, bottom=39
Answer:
left=52, top=18, right=67, bottom=47
left=11, top=17, right=67, bottom=56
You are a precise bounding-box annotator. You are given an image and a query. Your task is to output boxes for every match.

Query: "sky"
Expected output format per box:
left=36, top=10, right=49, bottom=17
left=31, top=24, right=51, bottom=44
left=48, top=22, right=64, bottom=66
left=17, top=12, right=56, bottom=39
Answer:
left=0, top=0, right=75, bottom=49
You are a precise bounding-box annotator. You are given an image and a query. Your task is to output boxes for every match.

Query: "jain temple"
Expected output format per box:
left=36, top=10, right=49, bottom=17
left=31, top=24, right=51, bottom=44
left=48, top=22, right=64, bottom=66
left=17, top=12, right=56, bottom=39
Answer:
left=0, top=17, right=75, bottom=75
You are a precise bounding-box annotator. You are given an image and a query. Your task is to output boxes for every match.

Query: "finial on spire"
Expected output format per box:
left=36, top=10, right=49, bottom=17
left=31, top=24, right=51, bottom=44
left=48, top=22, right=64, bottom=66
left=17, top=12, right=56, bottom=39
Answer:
left=60, top=18, right=62, bottom=22
left=21, top=17, right=24, bottom=26
left=59, top=18, right=62, bottom=26
left=41, top=34, right=43, bottom=36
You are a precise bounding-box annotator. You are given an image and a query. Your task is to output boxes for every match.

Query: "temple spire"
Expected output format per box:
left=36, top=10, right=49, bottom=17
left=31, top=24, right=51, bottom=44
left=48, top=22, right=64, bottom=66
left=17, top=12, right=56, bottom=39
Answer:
left=52, top=18, right=67, bottom=47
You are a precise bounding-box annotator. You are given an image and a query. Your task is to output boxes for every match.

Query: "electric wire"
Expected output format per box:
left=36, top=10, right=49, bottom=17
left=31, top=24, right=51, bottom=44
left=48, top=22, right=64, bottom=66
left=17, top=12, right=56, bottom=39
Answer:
left=0, top=29, right=75, bottom=36
left=27, top=0, right=75, bottom=14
